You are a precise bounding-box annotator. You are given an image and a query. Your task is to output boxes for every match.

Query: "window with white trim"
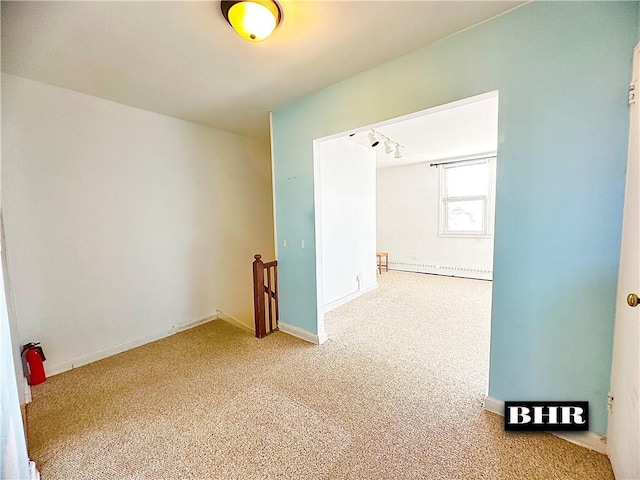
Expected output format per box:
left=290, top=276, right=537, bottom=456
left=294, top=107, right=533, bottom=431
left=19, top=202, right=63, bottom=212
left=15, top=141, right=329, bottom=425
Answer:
left=440, top=159, right=492, bottom=236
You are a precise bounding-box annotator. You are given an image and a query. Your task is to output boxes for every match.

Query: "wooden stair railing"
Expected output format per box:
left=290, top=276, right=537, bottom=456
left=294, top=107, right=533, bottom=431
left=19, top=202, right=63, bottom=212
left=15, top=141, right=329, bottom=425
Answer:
left=252, top=254, right=279, bottom=338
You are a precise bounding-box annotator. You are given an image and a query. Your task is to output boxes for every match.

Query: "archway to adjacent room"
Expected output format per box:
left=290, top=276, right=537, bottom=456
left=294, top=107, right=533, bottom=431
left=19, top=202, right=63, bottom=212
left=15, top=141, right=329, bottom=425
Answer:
left=312, top=91, right=499, bottom=398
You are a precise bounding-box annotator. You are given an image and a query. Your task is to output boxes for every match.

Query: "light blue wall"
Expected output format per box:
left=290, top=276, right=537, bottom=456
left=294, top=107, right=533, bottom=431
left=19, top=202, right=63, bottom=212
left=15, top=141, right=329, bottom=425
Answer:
left=272, top=2, right=638, bottom=436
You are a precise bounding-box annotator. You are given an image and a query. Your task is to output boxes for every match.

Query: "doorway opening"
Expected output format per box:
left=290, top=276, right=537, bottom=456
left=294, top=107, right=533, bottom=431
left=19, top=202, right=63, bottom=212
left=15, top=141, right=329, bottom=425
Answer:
left=312, top=91, right=499, bottom=396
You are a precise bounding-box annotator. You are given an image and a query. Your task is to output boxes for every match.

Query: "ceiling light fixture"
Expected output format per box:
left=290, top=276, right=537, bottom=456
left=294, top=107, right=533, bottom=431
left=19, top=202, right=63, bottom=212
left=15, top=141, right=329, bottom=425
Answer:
left=384, top=139, right=393, bottom=154
left=221, top=0, right=282, bottom=42
left=368, top=131, right=380, bottom=148
left=394, top=143, right=403, bottom=159
left=351, top=129, right=405, bottom=157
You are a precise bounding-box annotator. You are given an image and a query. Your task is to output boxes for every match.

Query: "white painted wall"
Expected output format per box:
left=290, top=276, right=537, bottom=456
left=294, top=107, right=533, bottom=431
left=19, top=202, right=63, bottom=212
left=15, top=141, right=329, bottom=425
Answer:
left=1, top=74, right=274, bottom=375
left=319, top=138, right=377, bottom=311
left=376, top=160, right=495, bottom=280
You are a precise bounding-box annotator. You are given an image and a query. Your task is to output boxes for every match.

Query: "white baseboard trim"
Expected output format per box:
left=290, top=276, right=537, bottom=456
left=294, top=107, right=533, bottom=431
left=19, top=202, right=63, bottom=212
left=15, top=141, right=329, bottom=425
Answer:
left=22, top=377, right=31, bottom=405
left=317, top=330, right=328, bottom=344
left=552, top=430, right=607, bottom=454
left=21, top=404, right=27, bottom=439
left=390, top=261, right=492, bottom=281
left=29, top=461, right=40, bottom=480
left=216, top=310, right=254, bottom=333
left=323, top=283, right=378, bottom=313
left=483, top=395, right=505, bottom=415
left=46, top=314, right=216, bottom=377
left=174, top=314, right=216, bottom=333
left=482, top=396, right=607, bottom=454
left=279, top=321, right=327, bottom=345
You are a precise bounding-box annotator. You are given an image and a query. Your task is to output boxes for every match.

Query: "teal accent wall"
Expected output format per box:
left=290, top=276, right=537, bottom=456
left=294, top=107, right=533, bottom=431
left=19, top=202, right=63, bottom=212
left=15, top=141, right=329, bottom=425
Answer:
left=272, top=2, right=638, bottom=436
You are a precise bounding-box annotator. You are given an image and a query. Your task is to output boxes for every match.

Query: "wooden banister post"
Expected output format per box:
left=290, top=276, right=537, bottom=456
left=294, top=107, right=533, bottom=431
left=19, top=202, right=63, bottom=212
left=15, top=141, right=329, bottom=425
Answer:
left=253, top=254, right=266, bottom=338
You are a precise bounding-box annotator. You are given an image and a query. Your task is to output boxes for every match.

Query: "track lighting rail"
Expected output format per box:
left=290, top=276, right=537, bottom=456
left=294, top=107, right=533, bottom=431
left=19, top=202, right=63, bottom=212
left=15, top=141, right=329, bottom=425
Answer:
left=366, top=129, right=404, bottom=158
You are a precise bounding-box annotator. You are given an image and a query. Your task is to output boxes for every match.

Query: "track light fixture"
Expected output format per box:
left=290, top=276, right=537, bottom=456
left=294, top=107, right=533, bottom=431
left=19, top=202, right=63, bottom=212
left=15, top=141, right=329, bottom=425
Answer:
left=368, top=131, right=380, bottom=148
left=362, top=129, right=405, bottom=159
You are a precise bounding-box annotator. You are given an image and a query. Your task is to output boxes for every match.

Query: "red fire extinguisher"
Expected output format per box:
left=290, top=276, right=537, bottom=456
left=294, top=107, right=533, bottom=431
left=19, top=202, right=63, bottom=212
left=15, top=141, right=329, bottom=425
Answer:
left=22, top=342, right=47, bottom=386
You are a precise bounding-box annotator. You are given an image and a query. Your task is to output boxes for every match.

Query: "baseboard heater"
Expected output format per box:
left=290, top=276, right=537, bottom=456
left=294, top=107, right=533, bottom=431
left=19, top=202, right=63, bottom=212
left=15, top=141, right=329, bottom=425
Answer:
left=389, top=261, right=492, bottom=279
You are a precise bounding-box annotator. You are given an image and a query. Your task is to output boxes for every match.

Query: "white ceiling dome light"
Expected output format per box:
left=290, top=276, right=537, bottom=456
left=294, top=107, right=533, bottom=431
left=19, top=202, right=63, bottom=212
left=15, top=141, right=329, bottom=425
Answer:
left=221, top=0, right=282, bottom=42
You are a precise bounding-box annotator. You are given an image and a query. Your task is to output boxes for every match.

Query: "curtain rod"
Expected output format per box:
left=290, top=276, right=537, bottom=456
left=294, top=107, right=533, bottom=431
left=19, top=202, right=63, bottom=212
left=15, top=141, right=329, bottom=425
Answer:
left=429, top=155, right=496, bottom=168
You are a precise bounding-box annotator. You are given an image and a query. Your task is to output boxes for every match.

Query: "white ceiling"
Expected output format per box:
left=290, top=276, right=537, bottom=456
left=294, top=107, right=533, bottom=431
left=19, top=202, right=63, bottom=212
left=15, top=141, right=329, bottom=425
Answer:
left=1, top=1, right=523, bottom=139
left=347, top=94, right=499, bottom=169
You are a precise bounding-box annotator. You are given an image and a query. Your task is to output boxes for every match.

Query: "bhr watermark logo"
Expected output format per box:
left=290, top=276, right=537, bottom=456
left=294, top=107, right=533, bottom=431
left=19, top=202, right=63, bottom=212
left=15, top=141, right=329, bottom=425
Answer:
left=504, top=401, right=589, bottom=431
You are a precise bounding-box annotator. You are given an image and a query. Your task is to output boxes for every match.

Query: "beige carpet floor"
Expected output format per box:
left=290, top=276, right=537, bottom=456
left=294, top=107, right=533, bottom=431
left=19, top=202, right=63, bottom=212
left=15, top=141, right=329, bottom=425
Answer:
left=26, top=271, right=614, bottom=479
